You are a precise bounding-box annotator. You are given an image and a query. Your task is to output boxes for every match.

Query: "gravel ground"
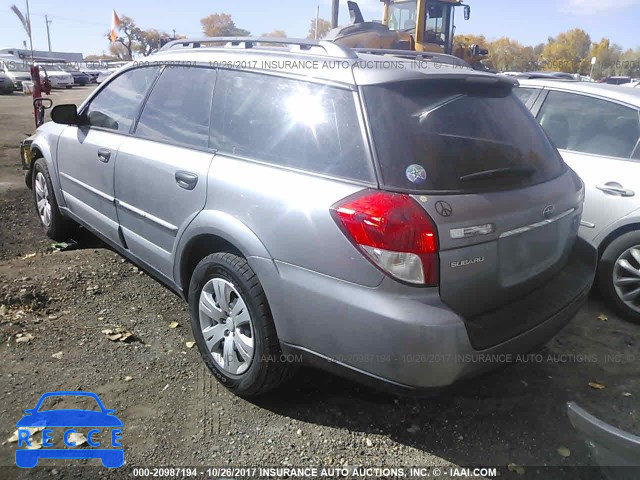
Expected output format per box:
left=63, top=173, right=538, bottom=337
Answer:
left=0, top=88, right=638, bottom=480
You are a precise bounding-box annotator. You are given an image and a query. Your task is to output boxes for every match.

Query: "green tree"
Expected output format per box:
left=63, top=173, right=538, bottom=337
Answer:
left=262, top=29, right=287, bottom=38
left=108, top=43, right=133, bottom=61
left=541, top=28, right=591, bottom=73
left=590, top=38, right=623, bottom=79
left=619, top=47, right=640, bottom=77
left=107, top=15, right=141, bottom=61
left=85, top=54, right=119, bottom=61
left=487, top=37, right=538, bottom=72
left=136, top=29, right=172, bottom=56
left=200, top=13, right=250, bottom=37
left=307, top=18, right=331, bottom=40
left=261, top=30, right=288, bottom=47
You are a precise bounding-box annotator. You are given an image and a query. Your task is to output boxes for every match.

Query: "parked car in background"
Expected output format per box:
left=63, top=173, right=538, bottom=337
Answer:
left=21, top=39, right=596, bottom=396
left=516, top=80, right=640, bottom=322
left=36, top=65, right=75, bottom=89
left=81, top=69, right=102, bottom=84
left=95, top=70, right=114, bottom=84
left=0, top=70, right=14, bottom=94
left=1, top=58, right=32, bottom=90
left=623, top=80, right=640, bottom=88
left=600, top=76, right=632, bottom=85
left=64, top=66, right=92, bottom=86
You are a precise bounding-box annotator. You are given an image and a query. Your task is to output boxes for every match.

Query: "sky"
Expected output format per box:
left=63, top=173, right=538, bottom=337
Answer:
left=1, top=0, right=639, bottom=57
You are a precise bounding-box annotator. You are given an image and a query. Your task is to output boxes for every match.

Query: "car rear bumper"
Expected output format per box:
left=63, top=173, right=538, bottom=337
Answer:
left=269, top=237, right=597, bottom=391
left=567, top=402, right=640, bottom=474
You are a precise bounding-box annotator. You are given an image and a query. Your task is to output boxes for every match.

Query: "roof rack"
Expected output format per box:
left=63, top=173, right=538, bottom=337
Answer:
left=352, top=48, right=469, bottom=67
left=158, top=37, right=358, bottom=59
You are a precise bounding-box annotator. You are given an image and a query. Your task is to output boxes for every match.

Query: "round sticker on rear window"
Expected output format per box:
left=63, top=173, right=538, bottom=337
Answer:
left=406, top=164, right=427, bottom=184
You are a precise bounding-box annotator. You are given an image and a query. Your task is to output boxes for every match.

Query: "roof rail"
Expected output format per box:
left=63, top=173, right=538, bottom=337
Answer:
left=352, top=48, right=469, bottom=67
left=158, top=37, right=358, bottom=59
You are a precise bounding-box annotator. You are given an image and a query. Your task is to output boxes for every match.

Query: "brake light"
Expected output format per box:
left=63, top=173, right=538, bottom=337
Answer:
left=331, top=190, right=439, bottom=285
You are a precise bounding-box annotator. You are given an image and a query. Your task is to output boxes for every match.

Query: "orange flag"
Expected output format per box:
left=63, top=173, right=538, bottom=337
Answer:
left=110, top=10, right=121, bottom=42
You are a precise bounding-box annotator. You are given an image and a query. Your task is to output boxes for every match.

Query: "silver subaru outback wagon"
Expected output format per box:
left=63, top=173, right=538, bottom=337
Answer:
left=21, top=38, right=597, bottom=396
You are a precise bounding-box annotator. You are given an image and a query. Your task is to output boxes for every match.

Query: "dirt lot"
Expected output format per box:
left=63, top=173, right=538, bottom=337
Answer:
left=0, top=87, right=638, bottom=479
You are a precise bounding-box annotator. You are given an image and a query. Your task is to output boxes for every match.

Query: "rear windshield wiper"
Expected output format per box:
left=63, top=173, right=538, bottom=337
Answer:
left=460, top=166, right=535, bottom=182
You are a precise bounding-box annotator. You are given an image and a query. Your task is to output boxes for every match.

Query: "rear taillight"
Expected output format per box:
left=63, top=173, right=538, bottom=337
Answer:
left=331, top=190, right=439, bottom=286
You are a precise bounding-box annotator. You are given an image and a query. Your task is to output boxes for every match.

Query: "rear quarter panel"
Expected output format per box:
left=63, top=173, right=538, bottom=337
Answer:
left=201, top=154, right=384, bottom=287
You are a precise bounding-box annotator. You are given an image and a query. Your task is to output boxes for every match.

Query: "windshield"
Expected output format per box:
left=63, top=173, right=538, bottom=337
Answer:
left=388, top=0, right=418, bottom=32
left=363, top=80, right=566, bottom=193
left=425, top=2, right=452, bottom=46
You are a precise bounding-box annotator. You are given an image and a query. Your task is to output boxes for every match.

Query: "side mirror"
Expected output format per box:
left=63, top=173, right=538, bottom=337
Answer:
left=51, top=104, right=80, bottom=125
left=464, top=5, right=471, bottom=20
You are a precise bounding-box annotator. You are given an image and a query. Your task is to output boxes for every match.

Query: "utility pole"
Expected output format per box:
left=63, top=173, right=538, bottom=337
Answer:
left=331, top=0, right=339, bottom=28
left=315, top=5, right=320, bottom=40
left=45, top=15, right=53, bottom=52
left=25, top=0, right=34, bottom=60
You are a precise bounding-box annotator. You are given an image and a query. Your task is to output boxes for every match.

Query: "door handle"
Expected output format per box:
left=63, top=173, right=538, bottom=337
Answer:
left=596, top=183, right=635, bottom=197
left=97, top=149, right=111, bottom=163
left=175, top=171, right=198, bottom=190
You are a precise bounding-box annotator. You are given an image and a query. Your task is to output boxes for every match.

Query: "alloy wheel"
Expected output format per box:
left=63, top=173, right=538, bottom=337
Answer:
left=613, top=246, right=640, bottom=314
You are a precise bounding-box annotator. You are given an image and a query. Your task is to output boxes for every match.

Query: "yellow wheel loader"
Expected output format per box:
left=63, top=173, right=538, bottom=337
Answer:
left=325, top=0, right=489, bottom=69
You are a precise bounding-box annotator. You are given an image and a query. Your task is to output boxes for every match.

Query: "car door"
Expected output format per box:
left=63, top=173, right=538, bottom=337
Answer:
left=57, top=66, right=162, bottom=245
left=534, top=89, right=640, bottom=244
left=114, top=66, right=217, bottom=280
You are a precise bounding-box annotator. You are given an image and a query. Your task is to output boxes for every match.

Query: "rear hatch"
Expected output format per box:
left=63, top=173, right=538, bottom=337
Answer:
left=363, top=78, right=585, bottom=320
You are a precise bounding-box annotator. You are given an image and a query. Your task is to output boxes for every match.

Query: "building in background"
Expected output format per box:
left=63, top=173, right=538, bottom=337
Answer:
left=0, top=47, right=83, bottom=63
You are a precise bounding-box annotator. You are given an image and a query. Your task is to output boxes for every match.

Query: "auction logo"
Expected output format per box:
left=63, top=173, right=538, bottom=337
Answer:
left=14, top=391, right=124, bottom=468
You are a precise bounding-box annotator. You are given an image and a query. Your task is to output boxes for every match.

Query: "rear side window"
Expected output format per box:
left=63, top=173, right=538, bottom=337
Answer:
left=514, top=87, right=538, bottom=106
left=84, top=66, right=161, bottom=133
left=363, top=81, right=565, bottom=192
left=210, top=70, right=372, bottom=182
left=136, top=66, right=217, bottom=149
left=537, top=90, right=640, bottom=159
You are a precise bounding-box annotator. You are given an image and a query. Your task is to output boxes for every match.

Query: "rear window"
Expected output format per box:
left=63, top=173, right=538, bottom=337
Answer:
left=363, top=81, right=566, bottom=193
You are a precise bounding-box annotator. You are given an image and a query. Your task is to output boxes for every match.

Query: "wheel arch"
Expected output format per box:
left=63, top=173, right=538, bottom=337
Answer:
left=27, top=139, right=67, bottom=209
left=25, top=144, right=43, bottom=190
left=174, top=210, right=274, bottom=300
left=597, top=223, right=640, bottom=260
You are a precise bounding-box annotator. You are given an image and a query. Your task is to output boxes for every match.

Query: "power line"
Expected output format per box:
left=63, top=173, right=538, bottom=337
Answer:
left=30, top=12, right=106, bottom=27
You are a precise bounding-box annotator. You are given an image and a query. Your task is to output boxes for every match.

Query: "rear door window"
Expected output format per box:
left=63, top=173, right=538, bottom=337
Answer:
left=209, top=70, right=373, bottom=182
left=363, top=80, right=566, bottom=193
left=135, top=66, right=217, bottom=149
left=513, top=87, right=539, bottom=106
left=537, top=90, right=640, bottom=159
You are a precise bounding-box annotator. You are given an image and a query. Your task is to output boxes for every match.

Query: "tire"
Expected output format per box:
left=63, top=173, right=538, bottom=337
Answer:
left=597, top=230, right=640, bottom=323
left=188, top=252, right=294, bottom=396
left=32, top=158, right=77, bottom=241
